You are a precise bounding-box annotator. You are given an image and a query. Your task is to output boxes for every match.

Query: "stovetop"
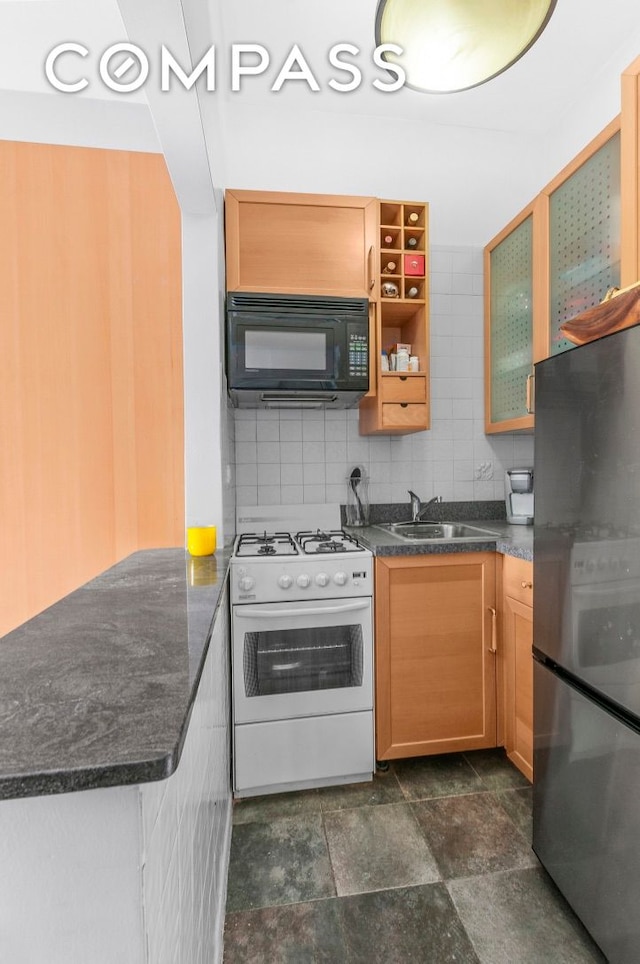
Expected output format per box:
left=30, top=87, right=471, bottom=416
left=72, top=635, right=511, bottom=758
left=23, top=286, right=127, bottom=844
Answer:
left=231, top=505, right=373, bottom=603
left=234, top=528, right=364, bottom=558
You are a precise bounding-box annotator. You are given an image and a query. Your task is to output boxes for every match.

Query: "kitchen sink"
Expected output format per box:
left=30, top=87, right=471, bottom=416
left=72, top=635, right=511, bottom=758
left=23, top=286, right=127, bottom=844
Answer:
left=375, top=521, right=501, bottom=542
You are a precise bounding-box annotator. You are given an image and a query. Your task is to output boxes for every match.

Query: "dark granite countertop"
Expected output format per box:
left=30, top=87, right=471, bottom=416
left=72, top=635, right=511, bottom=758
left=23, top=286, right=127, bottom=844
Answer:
left=351, top=520, right=533, bottom=561
left=344, top=502, right=533, bottom=562
left=0, top=548, right=231, bottom=802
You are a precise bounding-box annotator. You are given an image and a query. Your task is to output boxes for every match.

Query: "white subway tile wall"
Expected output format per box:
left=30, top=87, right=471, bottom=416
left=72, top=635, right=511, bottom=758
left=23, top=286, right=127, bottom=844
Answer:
left=234, top=246, right=534, bottom=508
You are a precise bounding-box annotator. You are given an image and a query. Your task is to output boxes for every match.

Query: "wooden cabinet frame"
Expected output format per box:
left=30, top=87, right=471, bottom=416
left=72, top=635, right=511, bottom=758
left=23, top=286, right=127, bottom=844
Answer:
left=224, top=189, right=377, bottom=299
left=621, top=56, right=640, bottom=287
left=359, top=198, right=430, bottom=435
left=484, top=197, right=544, bottom=434
left=534, top=115, right=621, bottom=363
left=499, top=556, right=533, bottom=782
left=486, top=113, right=625, bottom=432
left=375, top=552, right=497, bottom=760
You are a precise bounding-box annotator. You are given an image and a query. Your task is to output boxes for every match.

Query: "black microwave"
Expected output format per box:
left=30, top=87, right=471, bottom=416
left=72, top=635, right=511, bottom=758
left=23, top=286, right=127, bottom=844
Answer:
left=226, top=292, right=369, bottom=409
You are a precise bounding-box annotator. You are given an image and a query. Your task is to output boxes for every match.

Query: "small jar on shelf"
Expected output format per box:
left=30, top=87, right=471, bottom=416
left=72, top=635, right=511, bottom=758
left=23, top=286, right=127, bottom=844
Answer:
left=380, top=228, right=400, bottom=249
left=403, top=279, right=424, bottom=300
left=404, top=207, right=425, bottom=228
left=404, top=230, right=424, bottom=251
left=381, top=280, right=400, bottom=299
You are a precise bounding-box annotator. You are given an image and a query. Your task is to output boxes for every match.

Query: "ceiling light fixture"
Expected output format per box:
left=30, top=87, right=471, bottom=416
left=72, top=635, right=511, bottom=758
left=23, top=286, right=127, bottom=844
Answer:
left=375, top=0, right=557, bottom=94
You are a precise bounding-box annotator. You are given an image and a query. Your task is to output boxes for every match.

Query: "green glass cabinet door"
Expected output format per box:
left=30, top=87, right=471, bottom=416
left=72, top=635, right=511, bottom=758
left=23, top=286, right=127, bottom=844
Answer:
left=485, top=212, right=534, bottom=433
left=548, top=130, right=621, bottom=355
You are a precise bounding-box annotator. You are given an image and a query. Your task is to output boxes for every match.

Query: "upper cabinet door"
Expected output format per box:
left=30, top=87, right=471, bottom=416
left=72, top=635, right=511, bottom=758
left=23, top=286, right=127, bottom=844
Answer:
left=540, top=121, right=621, bottom=359
left=484, top=200, right=540, bottom=434
left=225, top=189, right=377, bottom=298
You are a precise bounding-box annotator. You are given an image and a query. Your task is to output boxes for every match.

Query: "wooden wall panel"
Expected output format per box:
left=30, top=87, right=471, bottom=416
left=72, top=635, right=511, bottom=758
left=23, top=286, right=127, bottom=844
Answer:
left=0, top=142, right=183, bottom=636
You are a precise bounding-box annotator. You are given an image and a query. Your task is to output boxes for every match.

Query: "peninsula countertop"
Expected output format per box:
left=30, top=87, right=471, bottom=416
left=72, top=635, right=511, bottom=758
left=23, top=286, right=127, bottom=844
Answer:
left=0, top=548, right=231, bottom=802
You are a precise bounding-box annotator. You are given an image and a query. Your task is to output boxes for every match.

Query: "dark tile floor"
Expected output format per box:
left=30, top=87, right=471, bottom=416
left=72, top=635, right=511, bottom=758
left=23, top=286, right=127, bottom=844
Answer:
left=223, top=749, right=606, bottom=963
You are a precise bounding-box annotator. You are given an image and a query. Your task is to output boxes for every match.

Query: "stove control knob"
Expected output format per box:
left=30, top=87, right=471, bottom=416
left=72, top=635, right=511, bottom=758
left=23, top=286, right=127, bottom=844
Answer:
left=296, top=574, right=311, bottom=589
left=315, top=572, right=330, bottom=587
left=239, top=575, right=254, bottom=592
left=278, top=574, right=293, bottom=589
left=333, top=571, right=348, bottom=586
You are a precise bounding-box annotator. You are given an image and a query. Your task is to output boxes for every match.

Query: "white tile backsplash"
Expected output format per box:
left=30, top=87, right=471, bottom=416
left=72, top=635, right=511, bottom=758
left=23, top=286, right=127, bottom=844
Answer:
left=233, top=245, right=534, bottom=509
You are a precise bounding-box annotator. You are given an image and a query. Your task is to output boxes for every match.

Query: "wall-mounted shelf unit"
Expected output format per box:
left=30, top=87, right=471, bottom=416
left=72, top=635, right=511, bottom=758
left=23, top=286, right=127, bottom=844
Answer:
left=360, top=200, right=430, bottom=435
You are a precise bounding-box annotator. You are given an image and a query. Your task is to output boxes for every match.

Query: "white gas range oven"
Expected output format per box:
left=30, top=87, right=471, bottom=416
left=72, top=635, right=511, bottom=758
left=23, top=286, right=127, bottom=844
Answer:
left=230, top=504, right=374, bottom=798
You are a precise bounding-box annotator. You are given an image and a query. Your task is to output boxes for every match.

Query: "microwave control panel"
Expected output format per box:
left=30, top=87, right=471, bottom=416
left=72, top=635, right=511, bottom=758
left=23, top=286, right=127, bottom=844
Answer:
left=348, top=331, right=368, bottom=378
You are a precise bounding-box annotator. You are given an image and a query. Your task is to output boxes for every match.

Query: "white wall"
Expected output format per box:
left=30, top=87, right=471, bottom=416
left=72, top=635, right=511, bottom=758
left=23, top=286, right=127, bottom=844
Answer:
left=235, top=246, right=534, bottom=509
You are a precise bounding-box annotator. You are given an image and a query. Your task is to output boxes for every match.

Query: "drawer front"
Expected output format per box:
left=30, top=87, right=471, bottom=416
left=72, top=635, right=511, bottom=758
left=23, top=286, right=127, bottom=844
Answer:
left=503, top=555, right=533, bottom=607
left=380, top=375, right=426, bottom=403
left=381, top=403, right=428, bottom=429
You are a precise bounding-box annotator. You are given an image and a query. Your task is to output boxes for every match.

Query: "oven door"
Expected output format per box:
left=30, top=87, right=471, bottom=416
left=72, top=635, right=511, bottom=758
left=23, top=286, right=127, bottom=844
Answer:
left=232, top=597, right=373, bottom=724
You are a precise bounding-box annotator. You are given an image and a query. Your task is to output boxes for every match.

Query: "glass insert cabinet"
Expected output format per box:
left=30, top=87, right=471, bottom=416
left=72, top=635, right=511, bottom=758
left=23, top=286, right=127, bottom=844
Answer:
left=485, top=205, right=536, bottom=434
left=485, top=119, right=622, bottom=434
left=547, top=128, right=621, bottom=356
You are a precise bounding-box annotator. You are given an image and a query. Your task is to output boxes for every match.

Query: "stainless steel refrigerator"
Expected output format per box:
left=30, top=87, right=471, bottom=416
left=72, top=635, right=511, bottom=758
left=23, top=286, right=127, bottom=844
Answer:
left=533, top=322, right=640, bottom=964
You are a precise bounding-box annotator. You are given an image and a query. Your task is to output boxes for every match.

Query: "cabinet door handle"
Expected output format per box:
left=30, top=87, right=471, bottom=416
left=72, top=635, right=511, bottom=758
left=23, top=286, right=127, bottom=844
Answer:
left=521, top=581, right=533, bottom=589
left=367, top=245, right=375, bottom=291
left=488, top=606, right=497, bottom=654
left=526, top=373, right=535, bottom=414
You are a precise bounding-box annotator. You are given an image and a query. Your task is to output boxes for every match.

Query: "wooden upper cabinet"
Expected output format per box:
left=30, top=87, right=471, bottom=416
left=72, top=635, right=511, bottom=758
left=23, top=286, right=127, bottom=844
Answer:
left=224, top=189, right=377, bottom=298
left=484, top=199, right=542, bottom=434
left=486, top=114, right=625, bottom=433
left=536, top=117, right=621, bottom=361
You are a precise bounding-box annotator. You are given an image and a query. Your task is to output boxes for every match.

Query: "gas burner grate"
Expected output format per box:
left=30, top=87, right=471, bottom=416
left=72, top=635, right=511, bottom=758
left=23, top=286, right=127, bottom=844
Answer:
left=296, top=529, right=362, bottom=554
left=235, top=531, right=298, bottom=557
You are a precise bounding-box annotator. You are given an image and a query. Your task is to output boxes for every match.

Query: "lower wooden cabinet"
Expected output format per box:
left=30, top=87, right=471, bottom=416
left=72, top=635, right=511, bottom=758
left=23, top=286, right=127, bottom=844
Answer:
left=374, top=553, right=497, bottom=760
left=501, top=556, right=534, bottom=781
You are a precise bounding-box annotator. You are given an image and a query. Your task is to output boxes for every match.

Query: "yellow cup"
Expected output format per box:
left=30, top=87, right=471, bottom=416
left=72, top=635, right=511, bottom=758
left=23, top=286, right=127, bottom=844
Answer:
left=187, top=525, right=217, bottom=557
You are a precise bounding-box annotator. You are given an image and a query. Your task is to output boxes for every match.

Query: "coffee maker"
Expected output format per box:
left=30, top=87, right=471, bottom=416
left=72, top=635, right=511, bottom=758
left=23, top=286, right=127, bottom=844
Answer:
left=505, top=468, right=534, bottom=525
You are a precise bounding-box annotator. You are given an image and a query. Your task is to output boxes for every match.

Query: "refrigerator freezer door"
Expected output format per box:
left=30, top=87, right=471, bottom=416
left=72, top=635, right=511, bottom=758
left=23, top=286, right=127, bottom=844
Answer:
left=533, top=660, right=640, bottom=963
left=534, top=324, right=640, bottom=715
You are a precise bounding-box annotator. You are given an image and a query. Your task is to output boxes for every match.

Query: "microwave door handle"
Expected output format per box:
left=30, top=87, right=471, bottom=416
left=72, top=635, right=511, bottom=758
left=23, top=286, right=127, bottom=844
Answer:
left=240, top=600, right=370, bottom=619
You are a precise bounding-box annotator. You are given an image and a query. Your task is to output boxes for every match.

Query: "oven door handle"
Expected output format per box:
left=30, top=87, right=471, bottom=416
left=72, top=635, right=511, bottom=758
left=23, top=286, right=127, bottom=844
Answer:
left=239, top=600, right=370, bottom=618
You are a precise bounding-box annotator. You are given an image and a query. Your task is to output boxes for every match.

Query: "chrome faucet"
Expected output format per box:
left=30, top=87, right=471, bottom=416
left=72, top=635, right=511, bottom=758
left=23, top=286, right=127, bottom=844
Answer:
left=408, top=491, right=442, bottom=522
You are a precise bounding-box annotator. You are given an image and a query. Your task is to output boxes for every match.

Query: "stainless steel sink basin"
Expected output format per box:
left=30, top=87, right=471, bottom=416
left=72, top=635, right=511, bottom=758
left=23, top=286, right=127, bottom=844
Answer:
left=375, top=521, right=501, bottom=542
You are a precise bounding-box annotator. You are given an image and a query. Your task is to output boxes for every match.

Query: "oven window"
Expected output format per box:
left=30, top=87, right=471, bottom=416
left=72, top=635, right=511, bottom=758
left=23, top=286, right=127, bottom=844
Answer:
left=243, top=624, right=364, bottom=697
left=245, top=329, right=327, bottom=371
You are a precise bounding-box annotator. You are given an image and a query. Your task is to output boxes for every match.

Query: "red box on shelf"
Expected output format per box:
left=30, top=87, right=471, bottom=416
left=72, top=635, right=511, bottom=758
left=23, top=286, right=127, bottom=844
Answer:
left=404, top=254, right=425, bottom=276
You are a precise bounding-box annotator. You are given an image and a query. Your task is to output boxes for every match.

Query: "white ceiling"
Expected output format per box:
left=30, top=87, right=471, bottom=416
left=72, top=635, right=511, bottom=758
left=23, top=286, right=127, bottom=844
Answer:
left=1, top=0, right=640, bottom=240
left=213, top=0, right=640, bottom=135
left=1, top=0, right=639, bottom=128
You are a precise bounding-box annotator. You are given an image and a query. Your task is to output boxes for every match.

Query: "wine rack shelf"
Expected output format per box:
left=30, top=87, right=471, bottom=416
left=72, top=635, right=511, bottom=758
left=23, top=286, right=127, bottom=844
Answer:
left=359, top=199, right=430, bottom=435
